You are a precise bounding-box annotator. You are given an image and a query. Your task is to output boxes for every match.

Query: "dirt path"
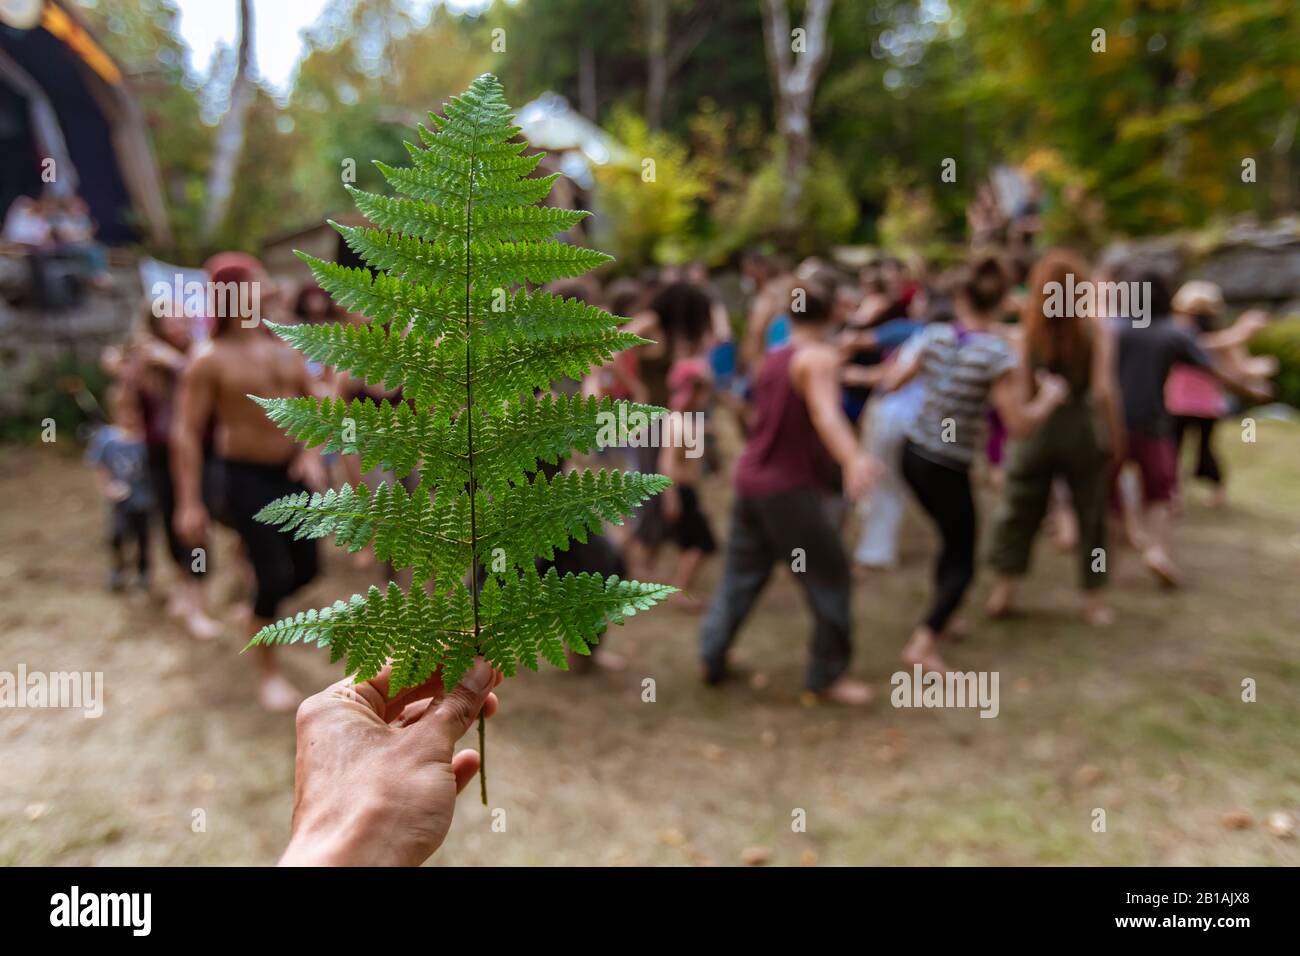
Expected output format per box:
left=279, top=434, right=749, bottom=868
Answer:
left=2, top=425, right=1298, bottom=865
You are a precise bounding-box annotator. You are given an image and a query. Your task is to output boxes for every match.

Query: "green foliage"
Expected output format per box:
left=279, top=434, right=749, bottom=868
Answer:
left=1249, top=316, right=1300, bottom=409
left=591, top=110, right=710, bottom=271
left=247, top=75, right=676, bottom=697
left=711, top=143, right=859, bottom=259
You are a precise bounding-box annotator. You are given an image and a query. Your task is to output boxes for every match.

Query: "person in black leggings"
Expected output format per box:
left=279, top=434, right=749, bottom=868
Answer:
left=882, top=256, right=1068, bottom=673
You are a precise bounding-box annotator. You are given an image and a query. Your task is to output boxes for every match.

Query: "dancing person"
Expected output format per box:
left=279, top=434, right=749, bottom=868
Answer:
left=172, top=253, right=326, bottom=711
left=1110, top=271, right=1271, bottom=587
left=624, top=282, right=717, bottom=561
left=885, top=255, right=1070, bottom=673
left=851, top=291, right=948, bottom=572
left=133, top=303, right=223, bottom=639
left=699, top=280, right=880, bottom=705
left=280, top=660, right=502, bottom=866
left=641, top=317, right=717, bottom=608
left=86, top=385, right=153, bottom=592
left=984, top=250, right=1125, bottom=626
left=1166, top=282, right=1277, bottom=509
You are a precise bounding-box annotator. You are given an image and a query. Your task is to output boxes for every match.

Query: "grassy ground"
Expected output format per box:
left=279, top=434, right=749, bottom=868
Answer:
left=1, top=419, right=1298, bottom=866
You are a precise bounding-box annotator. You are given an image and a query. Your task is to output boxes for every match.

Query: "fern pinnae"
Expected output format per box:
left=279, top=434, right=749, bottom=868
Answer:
left=247, top=75, right=677, bottom=803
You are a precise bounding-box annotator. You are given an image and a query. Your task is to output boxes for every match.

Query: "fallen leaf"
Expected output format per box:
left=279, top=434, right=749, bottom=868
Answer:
left=1220, top=809, right=1253, bottom=830
left=659, top=828, right=686, bottom=847
left=1073, top=764, right=1103, bottom=788
left=741, top=845, right=771, bottom=866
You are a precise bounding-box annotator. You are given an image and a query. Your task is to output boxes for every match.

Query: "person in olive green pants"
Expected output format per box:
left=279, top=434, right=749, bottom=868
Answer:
left=984, top=250, right=1125, bottom=627
left=986, top=396, right=1109, bottom=598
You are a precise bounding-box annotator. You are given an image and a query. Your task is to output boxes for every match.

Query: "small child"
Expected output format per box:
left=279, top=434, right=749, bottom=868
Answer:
left=86, top=386, right=154, bottom=591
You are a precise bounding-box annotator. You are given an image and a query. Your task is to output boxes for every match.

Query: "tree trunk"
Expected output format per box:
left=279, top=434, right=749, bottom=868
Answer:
left=578, top=43, right=597, bottom=121
left=645, top=0, right=668, bottom=130
left=761, top=0, right=833, bottom=229
left=201, top=0, right=255, bottom=245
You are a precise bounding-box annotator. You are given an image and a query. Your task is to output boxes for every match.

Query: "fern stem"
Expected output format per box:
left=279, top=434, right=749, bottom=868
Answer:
left=478, top=709, right=487, bottom=806
left=464, top=117, right=486, bottom=805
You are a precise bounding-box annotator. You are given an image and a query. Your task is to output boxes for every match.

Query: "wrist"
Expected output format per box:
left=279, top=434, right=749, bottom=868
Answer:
left=280, top=798, right=406, bottom=867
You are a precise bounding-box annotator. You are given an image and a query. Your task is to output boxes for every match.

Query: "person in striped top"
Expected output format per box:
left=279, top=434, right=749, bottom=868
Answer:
left=881, top=255, right=1070, bottom=673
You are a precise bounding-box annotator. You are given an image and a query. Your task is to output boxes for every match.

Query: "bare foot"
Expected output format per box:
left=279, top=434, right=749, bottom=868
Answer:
left=673, top=592, right=706, bottom=612
left=901, top=627, right=949, bottom=674
left=986, top=579, right=1015, bottom=619
left=183, top=610, right=223, bottom=642
left=1081, top=599, right=1115, bottom=627
left=1208, top=487, right=1227, bottom=509
left=258, top=672, right=303, bottom=712
left=593, top=650, right=628, bottom=672
left=1143, top=547, right=1182, bottom=589
left=820, top=676, right=874, bottom=707
left=940, top=618, right=969, bottom=642
left=167, top=593, right=189, bottom=618
left=1052, top=512, right=1078, bottom=553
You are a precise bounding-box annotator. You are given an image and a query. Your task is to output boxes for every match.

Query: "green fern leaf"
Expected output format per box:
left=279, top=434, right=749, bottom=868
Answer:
left=247, top=74, right=678, bottom=800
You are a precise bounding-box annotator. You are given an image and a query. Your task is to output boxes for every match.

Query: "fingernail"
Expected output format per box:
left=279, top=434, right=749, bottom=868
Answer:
left=463, top=658, right=492, bottom=692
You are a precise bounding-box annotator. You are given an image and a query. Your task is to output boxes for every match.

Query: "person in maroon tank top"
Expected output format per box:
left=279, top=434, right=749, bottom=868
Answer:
left=701, top=280, right=881, bottom=706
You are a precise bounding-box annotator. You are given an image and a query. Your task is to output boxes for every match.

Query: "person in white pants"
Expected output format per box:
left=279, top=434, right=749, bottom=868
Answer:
left=855, top=337, right=927, bottom=570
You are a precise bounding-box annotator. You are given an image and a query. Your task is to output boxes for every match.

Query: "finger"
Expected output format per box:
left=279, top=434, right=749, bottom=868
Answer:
left=451, top=750, right=480, bottom=794
left=405, top=658, right=496, bottom=758
left=361, top=665, right=447, bottom=721
left=396, top=692, right=497, bottom=727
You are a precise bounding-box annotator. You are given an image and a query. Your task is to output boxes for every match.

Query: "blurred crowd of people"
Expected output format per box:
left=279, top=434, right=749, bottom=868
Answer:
left=85, top=231, right=1279, bottom=711
left=1, top=192, right=111, bottom=307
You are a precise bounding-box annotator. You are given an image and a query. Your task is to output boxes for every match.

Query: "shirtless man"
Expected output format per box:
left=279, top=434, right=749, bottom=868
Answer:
left=172, top=253, right=326, bottom=711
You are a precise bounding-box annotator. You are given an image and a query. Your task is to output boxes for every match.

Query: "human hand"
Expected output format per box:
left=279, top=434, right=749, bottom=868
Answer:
left=279, top=659, right=502, bottom=867
left=843, top=453, right=882, bottom=502
left=290, top=450, right=329, bottom=492
left=1034, top=370, right=1070, bottom=408
left=174, top=501, right=208, bottom=546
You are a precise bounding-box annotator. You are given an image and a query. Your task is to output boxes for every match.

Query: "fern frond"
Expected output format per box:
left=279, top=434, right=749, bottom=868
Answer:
left=250, top=73, right=675, bottom=729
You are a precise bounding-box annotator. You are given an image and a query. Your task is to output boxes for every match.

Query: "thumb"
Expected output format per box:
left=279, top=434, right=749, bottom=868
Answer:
left=416, top=658, right=495, bottom=751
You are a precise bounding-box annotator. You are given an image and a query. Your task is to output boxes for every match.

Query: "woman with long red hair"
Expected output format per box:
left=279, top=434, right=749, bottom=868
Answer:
left=984, top=249, right=1125, bottom=626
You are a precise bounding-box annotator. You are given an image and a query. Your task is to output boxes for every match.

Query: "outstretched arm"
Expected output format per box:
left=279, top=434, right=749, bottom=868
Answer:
left=171, top=351, right=216, bottom=545
left=795, top=344, right=880, bottom=500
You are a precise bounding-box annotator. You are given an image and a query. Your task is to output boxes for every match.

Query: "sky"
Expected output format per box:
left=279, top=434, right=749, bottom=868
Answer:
left=172, top=0, right=492, bottom=94
left=174, top=0, right=331, bottom=93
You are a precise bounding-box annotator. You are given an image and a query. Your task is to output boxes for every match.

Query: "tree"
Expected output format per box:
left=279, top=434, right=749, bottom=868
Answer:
left=761, top=0, right=834, bottom=229
left=200, top=0, right=255, bottom=244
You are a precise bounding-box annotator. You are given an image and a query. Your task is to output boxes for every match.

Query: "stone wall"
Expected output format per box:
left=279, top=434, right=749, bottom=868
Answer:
left=1099, top=215, right=1300, bottom=315
left=0, top=254, right=137, bottom=422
